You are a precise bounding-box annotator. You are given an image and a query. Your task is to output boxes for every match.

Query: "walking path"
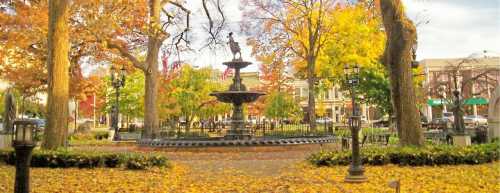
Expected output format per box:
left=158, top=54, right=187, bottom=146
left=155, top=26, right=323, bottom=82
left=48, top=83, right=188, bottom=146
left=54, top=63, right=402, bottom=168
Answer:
left=73, top=143, right=339, bottom=176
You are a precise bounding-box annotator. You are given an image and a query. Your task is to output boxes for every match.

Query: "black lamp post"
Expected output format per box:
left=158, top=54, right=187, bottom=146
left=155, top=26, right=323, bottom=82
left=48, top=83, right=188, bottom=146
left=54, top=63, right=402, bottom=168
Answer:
left=343, top=63, right=367, bottom=183
left=12, top=120, right=39, bottom=193
left=110, top=65, right=126, bottom=141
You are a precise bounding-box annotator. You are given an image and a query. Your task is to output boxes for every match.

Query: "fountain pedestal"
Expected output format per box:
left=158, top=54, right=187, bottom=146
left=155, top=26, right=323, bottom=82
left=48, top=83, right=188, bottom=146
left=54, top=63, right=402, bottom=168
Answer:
left=210, top=61, right=265, bottom=140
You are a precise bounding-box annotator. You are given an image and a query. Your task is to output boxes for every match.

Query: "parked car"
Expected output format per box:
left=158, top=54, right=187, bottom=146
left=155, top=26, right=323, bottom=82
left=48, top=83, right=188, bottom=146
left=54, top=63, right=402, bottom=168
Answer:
left=421, top=116, right=429, bottom=128
left=30, top=118, right=46, bottom=129
left=315, top=117, right=333, bottom=124
left=442, top=112, right=454, bottom=122
left=428, top=117, right=451, bottom=130
left=464, top=115, right=488, bottom=127
left=372, top=119, right=390, bottom=128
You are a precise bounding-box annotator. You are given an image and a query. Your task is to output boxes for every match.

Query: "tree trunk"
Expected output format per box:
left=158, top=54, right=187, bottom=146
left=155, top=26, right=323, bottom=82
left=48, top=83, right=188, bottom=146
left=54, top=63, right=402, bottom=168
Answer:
left=142, top=0, right=162, bottom=138
left=43, top=0, right=70, bottom=149
left=307, top=55, right=317, bottom=130
left=380, top=0, right=424, bottom=146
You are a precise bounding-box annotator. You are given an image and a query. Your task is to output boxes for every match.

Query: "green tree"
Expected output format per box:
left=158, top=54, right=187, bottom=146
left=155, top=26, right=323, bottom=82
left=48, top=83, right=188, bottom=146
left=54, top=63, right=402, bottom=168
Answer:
left=102, top=70, right=145, bottom=123
left=161, top=66, right=230, bottom=129
left=264, top=91, right=302, bottom=122
left=357, top=68, right=392, bottom=115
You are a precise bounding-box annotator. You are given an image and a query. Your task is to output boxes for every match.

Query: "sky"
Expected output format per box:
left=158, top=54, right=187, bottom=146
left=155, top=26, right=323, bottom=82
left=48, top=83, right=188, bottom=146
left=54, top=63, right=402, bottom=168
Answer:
left=183, top=0, right=499, bottom=72
left=404, top=0, right=500, bottom=60
left=81, top=0, right=500, bottom=76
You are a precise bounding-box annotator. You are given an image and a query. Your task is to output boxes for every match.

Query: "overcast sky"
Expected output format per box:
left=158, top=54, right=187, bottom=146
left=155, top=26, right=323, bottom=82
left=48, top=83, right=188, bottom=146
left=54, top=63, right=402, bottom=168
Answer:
left=83, top=0, right=499, bottom=76
left=404, top=0, right=500, bottom=60
left=183, top=0, right=499, bottom=72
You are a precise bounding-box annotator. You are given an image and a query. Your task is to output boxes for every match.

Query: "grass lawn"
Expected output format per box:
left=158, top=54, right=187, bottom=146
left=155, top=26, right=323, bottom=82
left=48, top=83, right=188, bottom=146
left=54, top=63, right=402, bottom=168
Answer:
left=0, top=162, right=498, bottom=193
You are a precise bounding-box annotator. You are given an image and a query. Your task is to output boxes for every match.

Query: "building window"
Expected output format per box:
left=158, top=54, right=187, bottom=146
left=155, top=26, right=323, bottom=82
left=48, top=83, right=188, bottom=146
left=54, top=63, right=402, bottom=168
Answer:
left=294, top=87, right=301, bottom=101
left=301, top=87, right=308, bottom=98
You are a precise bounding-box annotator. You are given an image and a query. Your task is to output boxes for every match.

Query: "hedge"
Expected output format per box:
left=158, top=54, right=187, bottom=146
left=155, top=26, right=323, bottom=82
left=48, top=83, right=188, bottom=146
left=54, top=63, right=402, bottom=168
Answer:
left=308, top=142, right=500, bottom=167
left=0, top=149, right=169, bottom=170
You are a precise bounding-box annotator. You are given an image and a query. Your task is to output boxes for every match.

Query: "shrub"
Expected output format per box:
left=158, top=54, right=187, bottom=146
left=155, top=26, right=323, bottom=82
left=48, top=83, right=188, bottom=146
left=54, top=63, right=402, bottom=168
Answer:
left=308, top=142, right=500, bottom=167
left=0, top=150, right=169, bottom=170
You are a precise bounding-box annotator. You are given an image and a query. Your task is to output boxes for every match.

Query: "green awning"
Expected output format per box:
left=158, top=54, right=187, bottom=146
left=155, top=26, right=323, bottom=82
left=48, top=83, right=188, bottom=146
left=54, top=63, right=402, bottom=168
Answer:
left=464, top=97, right=488, bottom=105
left=427, top=99, right=448, bottom=106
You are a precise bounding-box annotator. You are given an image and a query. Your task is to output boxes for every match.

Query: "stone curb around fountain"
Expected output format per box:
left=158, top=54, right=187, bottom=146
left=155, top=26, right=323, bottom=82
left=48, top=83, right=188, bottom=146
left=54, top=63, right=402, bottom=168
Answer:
left=137, top=136, right=336, bottom=148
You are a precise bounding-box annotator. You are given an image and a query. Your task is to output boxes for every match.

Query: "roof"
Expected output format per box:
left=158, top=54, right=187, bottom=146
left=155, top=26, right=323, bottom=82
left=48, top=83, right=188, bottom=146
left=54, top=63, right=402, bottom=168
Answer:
left=420, top=57, right=500, bottom=71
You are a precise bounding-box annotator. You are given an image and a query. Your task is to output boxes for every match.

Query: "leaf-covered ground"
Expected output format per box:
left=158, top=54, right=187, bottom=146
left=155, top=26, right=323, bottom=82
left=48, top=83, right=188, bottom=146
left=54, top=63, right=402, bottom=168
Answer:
left=0, top=162, right=498, bottom=193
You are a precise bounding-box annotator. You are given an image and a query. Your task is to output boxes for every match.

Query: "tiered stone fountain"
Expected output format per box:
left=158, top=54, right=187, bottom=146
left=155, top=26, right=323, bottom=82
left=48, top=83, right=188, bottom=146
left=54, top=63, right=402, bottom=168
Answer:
left=210, top=32, right=265, bottom=140
left=211, top=61, right=265, bottom=140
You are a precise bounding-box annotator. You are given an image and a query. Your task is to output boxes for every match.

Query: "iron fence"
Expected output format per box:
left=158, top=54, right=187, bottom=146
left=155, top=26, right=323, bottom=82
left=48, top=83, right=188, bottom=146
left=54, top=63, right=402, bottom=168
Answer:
left=157, top=122, right=336, bottom=140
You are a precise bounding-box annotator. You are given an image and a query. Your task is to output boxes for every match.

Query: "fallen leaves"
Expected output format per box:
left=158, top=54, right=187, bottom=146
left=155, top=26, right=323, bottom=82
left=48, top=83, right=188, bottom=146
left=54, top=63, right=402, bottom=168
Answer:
left=0, top=162, right=498, bottom=193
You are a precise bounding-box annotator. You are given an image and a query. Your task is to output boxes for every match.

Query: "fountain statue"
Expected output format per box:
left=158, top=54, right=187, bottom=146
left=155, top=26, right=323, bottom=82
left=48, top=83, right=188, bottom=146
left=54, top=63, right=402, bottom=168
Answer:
left=210, top=33, right=265, bottom=140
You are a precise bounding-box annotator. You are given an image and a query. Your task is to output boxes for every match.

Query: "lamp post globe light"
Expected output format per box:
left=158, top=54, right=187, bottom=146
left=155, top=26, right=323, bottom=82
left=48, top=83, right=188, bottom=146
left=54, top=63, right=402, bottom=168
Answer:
left=110, top=65, right=126, bottom=141
left=12, top=120, right=39, bottom=193
left=343, top=63, right=367, bottom=183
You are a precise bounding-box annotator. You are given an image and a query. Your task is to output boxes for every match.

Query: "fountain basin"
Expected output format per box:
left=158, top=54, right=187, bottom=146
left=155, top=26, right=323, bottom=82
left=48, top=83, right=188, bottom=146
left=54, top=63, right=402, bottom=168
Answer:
left=223, top=61, right=252, bottom=69
left=210, top=91, right=265, bottom=104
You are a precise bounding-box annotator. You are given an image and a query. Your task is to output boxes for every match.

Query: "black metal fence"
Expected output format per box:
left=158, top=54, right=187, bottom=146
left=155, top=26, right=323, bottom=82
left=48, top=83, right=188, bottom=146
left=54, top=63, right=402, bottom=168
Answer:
left=158, top=122, right=336, bottom=140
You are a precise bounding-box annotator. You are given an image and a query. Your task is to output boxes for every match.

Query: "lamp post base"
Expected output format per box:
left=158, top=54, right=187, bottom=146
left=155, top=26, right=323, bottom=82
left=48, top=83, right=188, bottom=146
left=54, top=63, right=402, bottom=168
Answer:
left=14, top=144, right=35, bottom=193
left=344, top=174, right=368, bottom=183
left=345, top=165, right=367, bottom=183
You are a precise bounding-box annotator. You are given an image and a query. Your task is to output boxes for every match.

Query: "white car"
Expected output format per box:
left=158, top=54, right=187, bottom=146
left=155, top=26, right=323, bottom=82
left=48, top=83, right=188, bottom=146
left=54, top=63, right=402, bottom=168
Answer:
left=442, top=112, right=454, bottom=122
left=316, top=117, right=333, bottom=124
left=464, top=115, right=488, bottom=127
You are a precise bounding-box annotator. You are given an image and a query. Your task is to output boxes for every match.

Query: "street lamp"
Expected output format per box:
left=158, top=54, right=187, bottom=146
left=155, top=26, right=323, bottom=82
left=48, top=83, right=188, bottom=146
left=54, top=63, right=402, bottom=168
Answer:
left=344, top=63, right=367, bottom=183
left=12, top=120, right=39, bottom=193
left=110, top=65, right=126, bottom=141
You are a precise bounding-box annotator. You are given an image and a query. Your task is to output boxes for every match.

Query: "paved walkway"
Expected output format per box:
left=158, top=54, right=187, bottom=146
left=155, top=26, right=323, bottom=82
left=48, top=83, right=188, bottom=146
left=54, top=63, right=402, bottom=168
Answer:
left=73, top=143, right=339, bottom=176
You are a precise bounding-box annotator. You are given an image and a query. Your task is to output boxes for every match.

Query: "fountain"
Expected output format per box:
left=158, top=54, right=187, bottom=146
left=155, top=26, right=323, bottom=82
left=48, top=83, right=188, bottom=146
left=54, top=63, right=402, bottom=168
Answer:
left=137, top=32, right=335, bottom=147
left=210, top=32, right=265, bottom=140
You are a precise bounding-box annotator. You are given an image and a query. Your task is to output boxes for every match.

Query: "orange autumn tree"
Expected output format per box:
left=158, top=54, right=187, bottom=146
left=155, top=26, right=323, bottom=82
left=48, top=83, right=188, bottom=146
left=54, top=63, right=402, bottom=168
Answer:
left=0, top=0, right=110, bottom=148
left=79, top=0, right=227, bottom=138
left=0, top=1, right=49, bottom=110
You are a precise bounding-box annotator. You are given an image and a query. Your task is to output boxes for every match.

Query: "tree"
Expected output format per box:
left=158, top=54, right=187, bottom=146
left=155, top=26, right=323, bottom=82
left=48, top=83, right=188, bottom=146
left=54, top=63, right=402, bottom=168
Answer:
left=102, top=70, right=145, bottom=123
left=319, top=3, right=385, bottom=79
left=160, top=65, right=229, bottom=129
left=357, top=68, right=392, bottom=115
left=43, top=0, right=71, bottom=149
left=379, top=0, right=423, bottom=146
left=243, top=0, right=338, bottom=130
left=79, top=0, right=228, bottom=138
left=264, top=91, right=302, bottom=122
left=0, top=1, right=49, bottom=116
left=0, top=1, right=102, bottom=148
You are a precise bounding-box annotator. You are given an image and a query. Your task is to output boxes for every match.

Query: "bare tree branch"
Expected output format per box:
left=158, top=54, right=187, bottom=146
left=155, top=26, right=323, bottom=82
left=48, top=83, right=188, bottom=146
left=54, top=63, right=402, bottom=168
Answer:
left=105, top=40, right=146, bottom=71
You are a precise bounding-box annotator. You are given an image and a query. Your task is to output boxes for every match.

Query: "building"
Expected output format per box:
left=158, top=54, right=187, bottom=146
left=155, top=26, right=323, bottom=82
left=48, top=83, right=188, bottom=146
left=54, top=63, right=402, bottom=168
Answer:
left=420, top=53, right=500, bottom=120
left=291, top=79, right=371, bottom=124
